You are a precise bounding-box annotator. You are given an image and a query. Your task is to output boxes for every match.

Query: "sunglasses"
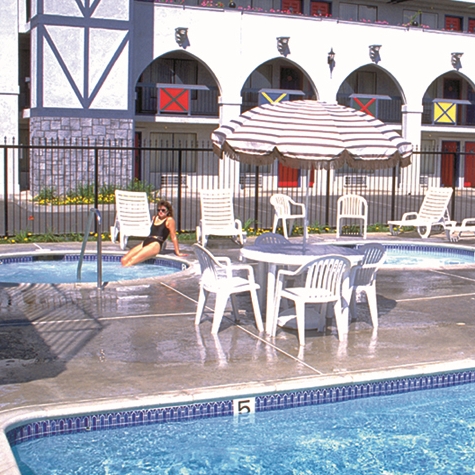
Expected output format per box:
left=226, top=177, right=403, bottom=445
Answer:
left=158, top=208, right=168, bottom=213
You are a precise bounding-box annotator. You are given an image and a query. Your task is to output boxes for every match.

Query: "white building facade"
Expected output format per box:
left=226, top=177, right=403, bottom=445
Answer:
left=2, top=0, right=475, bottom=196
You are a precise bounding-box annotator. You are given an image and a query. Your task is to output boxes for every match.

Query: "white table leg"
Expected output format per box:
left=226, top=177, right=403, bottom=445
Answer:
left=265, top=263, right=277, bottom=335
left=255, top=261, right=266, bottom=309
left=339, top=274, right=352, bottom=337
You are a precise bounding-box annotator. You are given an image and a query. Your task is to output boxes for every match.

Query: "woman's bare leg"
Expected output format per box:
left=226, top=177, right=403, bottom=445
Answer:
left=121, top=243, right=144, bottom=266
left=122, top=242, right=161, bottom=267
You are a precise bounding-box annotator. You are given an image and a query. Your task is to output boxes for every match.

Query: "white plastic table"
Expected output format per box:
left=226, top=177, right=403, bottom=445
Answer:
left=241, top=243, right=364, bottom=335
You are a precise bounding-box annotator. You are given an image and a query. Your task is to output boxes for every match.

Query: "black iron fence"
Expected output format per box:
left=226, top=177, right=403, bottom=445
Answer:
left=1, top=139, right=475, bottom=238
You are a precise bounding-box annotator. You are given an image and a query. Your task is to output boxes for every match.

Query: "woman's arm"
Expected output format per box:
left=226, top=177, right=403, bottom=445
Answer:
left=166, top=217, right=187, bottom=256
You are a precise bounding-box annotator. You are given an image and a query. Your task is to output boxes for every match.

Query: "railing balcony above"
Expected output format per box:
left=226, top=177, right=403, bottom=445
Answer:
left=136, top=83, right=219, bottom=117
left=422, top=99, right=475, bottom=126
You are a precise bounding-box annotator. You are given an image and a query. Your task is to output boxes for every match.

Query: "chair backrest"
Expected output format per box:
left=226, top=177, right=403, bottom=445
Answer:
left=193, top=243, right=224, bottom=291
left=270, top=194, right=292, bottom=217
left=199, top=189, right=236, bottom=230
left=115, top=190, right=152, bottom=229
left=299, top=255, right=351, bottom=298
left=418, top=187, right=453, bottom=221
left=337, top=194, right=367, bottom=218
left=254, top=232, right=291, bottom=246
left=353, top=243, right=386, bottom=287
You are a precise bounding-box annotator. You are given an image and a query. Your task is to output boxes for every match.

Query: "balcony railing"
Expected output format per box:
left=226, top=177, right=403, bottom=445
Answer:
left=337, top=95, right=403, bottom=124
left=137, top=0, right=475, bottom=35
left=136, top=84, right=219, bottom=117
left=422, top=100, right=475, bottom=126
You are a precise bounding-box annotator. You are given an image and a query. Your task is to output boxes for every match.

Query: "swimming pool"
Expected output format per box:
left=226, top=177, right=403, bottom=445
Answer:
left=347, top=241, right=475, bottom=267
left=0, top=253, right=188, bottom=284
left=8, top=371, right=475, bottom=474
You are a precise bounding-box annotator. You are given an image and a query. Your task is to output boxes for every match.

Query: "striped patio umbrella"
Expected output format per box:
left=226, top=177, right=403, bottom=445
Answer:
left=212, top=100, right=413, bottom=246
left=212, top=100, right=413, bottom=170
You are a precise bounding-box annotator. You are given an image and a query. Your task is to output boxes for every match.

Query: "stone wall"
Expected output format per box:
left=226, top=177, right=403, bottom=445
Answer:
left=29, top=117, right=134, bottom=197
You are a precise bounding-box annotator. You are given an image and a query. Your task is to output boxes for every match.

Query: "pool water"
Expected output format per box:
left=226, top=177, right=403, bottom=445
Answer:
left=0, top=256, right=185, bottom=284
left=385, top=248, right=475, bottom=266
left=11, top=383, right=475, bottom=474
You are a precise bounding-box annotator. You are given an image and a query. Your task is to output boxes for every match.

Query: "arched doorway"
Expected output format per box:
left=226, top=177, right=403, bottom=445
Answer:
left=337, top=65, right=404, bottom=123
left=241, top=59, right=317, bottom=188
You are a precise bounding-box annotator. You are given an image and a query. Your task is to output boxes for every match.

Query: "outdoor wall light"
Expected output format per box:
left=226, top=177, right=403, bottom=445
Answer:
left=369, top=44, right=382, bottom=64
left=277, top=37, right=290, bottom=56
left=327, top=48, right=336, bottom=77
left=175, top=27, right=189, bottom=48
left=451, top=52, right=463, bottom=70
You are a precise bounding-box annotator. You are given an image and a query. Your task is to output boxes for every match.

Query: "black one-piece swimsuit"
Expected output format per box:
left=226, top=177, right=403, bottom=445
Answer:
left=142, top=219, right=170, bottom=248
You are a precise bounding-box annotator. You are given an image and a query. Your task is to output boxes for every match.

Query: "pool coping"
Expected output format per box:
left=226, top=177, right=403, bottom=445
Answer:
left=3, top=359, right=475, bottom=474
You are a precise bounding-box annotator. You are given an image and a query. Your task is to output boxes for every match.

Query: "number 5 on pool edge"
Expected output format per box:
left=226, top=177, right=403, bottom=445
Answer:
left=233, top=397, right=256, bottom=415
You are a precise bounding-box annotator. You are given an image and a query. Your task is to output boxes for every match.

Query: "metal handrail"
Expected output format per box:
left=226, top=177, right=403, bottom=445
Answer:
left=77, top=208, right=103, bottom=289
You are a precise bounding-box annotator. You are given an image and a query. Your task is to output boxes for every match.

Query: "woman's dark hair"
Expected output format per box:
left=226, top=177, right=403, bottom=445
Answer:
left=157, top=200, right=174, bottom=218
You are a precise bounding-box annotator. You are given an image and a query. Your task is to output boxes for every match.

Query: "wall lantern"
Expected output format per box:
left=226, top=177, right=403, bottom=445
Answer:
left=175, top=27, right=189, bottom=48
left=369, top=44, right=381, bottom=64
left=451, top=52, right=463, bottom=71
left=327, top=47, right=336, bottom=77
left=277, top=37, right=290, bottom=56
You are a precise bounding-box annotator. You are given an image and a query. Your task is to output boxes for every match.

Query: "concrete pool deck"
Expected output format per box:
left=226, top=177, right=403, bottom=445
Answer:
left=2, top=231, right=475, bottom=473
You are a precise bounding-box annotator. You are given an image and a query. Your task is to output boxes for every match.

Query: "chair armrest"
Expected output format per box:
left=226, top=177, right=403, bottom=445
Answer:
left=216, top=256, right=232, bottom=266
left=288, top=199, right=306, bottom=214
left=400, top=212, right=418, bottom=221
left=461, top=218, right=475, bottom=227
left=229, top=263, right=258, bottom=283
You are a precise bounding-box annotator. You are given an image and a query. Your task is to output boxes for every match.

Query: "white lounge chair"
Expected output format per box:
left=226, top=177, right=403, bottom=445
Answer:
left=193, top=243, right=263, bottom=334
left=445, top=218, right=475, bottom=242
left=336, top=194, right=368, bottom=239
left=387, top=187, right=454, bottom=239
left=196, top=188, right=245, bottom=247
left=350, top=243, right=386, bottom=329
left=272, top=255, right=351, bottom=345
left=111, top=190, right=152, bottom=250
left=270, top=194, right=306, bottom=239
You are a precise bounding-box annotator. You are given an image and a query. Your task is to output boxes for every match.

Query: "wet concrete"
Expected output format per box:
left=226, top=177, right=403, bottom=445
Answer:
left=1, top=231, right=475, bottom=473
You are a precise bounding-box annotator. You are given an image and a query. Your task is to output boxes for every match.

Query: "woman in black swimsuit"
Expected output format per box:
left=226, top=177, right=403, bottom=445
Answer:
left=121, top=200, right=187, bottom=267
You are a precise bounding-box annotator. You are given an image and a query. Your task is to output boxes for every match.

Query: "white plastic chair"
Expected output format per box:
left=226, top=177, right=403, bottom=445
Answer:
left=350, top=243, right=386, bottom=329
left=254, top=232, right=291, bottom=246
left=273, top=255, right=351, bottom=345
left=111, top=190, right=152, bottom=250
left=445, top=218, right=475, bottom=242
left=270, top=194, right=306, bottom=239
left=193, top=243, right=264, bottom=334
left=388, top=187, right=454, bottom=239
left=336, top=194, right=368, bottom=239
left=196, top=189, right=245, bottom=247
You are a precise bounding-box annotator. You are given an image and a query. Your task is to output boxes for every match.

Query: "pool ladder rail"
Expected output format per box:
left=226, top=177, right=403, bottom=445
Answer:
left=77, top=208, right=103, bottom=289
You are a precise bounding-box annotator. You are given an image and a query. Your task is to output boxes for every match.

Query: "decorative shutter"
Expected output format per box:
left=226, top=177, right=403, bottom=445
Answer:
left=281, top=0, right=302, bottom=13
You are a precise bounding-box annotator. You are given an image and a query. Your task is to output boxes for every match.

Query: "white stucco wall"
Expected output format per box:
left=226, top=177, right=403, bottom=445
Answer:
left=133, top=4, right=475, bottom=119
left=0, top=0, right=19, bottom=141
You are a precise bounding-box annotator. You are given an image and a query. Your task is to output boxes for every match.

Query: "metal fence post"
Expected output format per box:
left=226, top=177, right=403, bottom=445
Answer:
left=254, top=166, right=259, bottom=230
left=94, top=145, right=99, bottom=234
left=177, top=149, right=183, bottom=231
left=3, top=145, right=8, bottom=236
left=390, top=166, right=397, bottom=222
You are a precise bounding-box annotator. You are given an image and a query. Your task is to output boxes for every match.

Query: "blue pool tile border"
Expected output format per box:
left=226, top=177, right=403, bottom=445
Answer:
left=382, top=243, right=475, bottom=259
left=7, top=370, right=475, bottom=446
left=0, top=254, right=185, bottom=270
